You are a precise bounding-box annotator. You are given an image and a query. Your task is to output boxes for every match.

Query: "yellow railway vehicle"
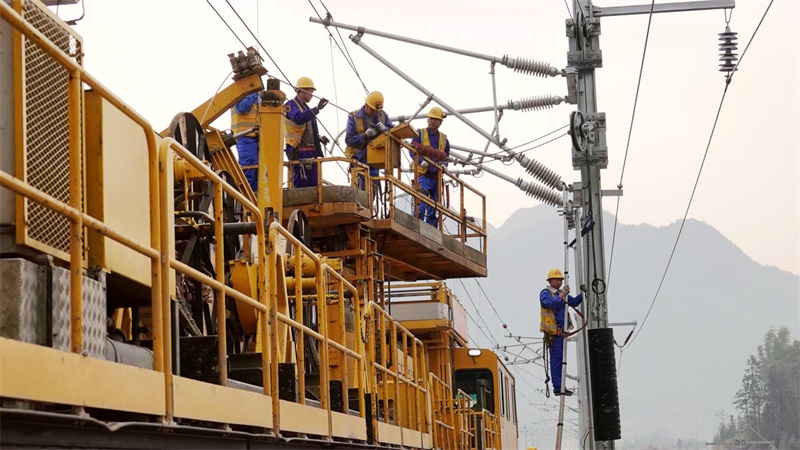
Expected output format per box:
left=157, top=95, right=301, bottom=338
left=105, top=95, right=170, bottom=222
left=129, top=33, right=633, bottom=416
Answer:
left=0, top=1, right=517, bottom=448
left=454, top=348, right=519, bottom=450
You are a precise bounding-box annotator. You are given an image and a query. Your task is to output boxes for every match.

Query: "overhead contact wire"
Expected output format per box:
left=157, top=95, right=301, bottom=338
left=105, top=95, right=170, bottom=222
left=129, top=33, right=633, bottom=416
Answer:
left=625, top=0, right=774, bottom=350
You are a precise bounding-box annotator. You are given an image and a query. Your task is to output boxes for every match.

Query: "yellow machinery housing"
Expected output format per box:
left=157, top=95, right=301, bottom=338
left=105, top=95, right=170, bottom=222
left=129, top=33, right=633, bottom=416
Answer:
left=0, top=1, right=514, bottom=449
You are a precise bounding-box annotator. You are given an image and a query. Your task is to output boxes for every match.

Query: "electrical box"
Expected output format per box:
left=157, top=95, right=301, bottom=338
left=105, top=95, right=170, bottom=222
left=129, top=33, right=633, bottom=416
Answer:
left=366, top=123, right=417, bottom=170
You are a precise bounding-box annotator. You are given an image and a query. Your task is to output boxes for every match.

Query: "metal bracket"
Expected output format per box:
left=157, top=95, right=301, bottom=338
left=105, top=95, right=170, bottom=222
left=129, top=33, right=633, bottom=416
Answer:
left=565, top=66, right=579, bottom=104
left=567, top=49, right=603, bottom=69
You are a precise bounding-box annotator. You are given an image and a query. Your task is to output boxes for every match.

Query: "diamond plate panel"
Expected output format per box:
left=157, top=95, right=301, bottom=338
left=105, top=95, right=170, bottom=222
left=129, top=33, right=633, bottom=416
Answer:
left=51, top=265, right=71, bottom=352
left=50, top=266, right=107, bottom=358
left=82, top=273, right=107, bottom=358
left=0, top=259, right=46, bottom=344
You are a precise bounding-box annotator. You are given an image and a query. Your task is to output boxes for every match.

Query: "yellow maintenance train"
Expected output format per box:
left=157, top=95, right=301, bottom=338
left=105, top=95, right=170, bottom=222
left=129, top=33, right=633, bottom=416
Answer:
left=0, top=1, right=518, bottom=448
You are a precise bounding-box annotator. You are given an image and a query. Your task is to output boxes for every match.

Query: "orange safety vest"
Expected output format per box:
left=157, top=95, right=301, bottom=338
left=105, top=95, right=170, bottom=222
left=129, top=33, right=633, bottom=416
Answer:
left=284, top=98, right=309, bottom=148
left=231, top=98, right=259, bottom=138
left=345, top=110, right=387, bottom=159
left=420, top=128, right=446, bottom=152
left=540, top=288, right=573, bottom=335
left=416, top=128, right=447, bottom=174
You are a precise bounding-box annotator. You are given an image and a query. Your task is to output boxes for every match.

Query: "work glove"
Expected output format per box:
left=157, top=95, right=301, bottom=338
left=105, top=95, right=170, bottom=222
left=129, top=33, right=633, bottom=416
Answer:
left=375, top=122, right=387, bottom=132
left=317, top=98, right=329, bottom=110
left=365, top=127, right=378, bottom=138
left=319, top=135, right=330, bottom=146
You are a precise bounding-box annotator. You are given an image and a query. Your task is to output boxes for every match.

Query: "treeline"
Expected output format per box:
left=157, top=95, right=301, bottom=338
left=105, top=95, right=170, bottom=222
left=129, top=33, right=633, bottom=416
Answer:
left=720, top=327, right=800, bottom=448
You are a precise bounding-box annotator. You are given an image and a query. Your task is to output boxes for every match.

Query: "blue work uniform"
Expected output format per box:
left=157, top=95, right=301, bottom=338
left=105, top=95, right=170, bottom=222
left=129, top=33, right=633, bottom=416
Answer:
left=540, top=287, right=583, bottom=393
left=285, top=96, right=322, bottom=188
left=345, top=106, right=393, bottom=189
left=410, top=128, right=450, bottom=227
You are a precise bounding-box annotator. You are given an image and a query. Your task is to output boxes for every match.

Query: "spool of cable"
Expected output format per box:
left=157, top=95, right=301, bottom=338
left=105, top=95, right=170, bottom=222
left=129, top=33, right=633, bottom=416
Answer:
left=588, top=328, right=621, bottom=441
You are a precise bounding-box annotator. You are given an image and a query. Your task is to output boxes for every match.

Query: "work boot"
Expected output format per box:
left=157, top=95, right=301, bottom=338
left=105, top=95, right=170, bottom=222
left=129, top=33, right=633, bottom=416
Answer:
left=554, top=388, right=574, bottom=396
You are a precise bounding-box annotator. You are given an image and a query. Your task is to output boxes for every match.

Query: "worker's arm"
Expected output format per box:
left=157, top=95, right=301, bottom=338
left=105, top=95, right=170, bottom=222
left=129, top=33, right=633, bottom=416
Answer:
left=287, top=101, right=319, bottom=125
left=567, top=292, right=583, bottom=307
left=234, top=93, right=259, bottom=114
left=540, top=289, right=562, bottom=310
left=345, top=115, right=367, bottom=149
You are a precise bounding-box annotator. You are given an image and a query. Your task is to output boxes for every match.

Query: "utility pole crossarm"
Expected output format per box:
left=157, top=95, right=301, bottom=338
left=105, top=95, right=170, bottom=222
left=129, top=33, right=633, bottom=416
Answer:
left=594, top=0, right=735, bottom=17
left=309, top=16, right=562, bottom=77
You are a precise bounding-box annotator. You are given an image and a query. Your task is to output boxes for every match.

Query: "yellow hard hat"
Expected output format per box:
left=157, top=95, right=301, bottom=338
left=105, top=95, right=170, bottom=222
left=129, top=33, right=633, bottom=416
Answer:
left=296, top=76, right=315, bottom=90
left=365, top=91, right=384, bottom=110
left=427, top=106, right=445, bottom=120
left=546, top=268, right=564, bottom=280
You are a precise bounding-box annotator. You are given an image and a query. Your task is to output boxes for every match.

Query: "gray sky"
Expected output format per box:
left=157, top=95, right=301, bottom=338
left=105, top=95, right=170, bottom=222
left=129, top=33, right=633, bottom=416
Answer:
left=56, top=0, right=798, bottom=444
left=66, top=0, right=799, bottom=278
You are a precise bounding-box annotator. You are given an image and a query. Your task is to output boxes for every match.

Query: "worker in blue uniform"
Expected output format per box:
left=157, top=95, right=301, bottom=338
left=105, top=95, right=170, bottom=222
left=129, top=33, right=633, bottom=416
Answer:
left=284, top=76, right=329, bottom=188
left=344, top=91, right=393, bottom=190
left=231, top=92, right=260, bottom=193
left=540, top=268, right=584, bottom=396
left=410, top=106, right=450, bottom=227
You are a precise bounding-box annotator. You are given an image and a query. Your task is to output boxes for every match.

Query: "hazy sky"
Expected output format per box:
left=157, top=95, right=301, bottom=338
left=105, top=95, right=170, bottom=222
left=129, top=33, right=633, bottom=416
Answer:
left=35, top=0, right=799, bottom=446
left=61, top=0, right=799, bottom=279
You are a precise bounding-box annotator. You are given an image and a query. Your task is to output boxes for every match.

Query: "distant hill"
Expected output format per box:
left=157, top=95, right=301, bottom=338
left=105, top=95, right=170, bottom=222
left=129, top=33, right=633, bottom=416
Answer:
left=477, top=205, right=799, bottom=442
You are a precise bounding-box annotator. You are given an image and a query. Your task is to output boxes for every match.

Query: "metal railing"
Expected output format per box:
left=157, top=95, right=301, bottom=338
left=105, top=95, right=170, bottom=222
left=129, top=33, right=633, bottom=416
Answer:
left=284, top=137, right=487, bottom=254
left=468, top=408, right=501, bottom=450
left=1, top=2, right=364, bottom=437
left=366, top=302, right=430, bottom=435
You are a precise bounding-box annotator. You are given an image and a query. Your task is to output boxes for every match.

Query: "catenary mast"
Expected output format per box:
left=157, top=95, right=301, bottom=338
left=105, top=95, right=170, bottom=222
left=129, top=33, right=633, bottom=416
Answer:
left=566, top=1, right=736, bottom=449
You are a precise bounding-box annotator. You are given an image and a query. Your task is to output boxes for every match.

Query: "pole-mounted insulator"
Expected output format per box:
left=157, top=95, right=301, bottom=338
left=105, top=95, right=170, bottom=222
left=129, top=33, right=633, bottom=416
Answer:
left=718, top=26, right=738, bottom=75
left=517, top=155, right=563, bottom=190
left=509, top=95, right=565, bottom=112
left=504, top=56, right=562, bottom=77
left=519, top=180, right=563, bottom=207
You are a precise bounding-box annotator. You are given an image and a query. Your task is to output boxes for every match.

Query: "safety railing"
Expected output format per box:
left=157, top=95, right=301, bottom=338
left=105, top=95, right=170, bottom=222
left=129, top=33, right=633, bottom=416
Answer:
left=366, top=302, right=430, bottom=435
left=400, top=141, right=486, bottom=241
left=452, top=390, right=476, bottom=450
left=1, top=1, right=358, bottom=433
left=284, top=144, right=487, bottom=255
left=429, top=373, right=458, bottom=450
left=161, top=138, right=270, bottom=422
left=468, top=408, right=501, bottom=450
left=0, top=0, right=174, bottom=414
left=387, top=281, right=469, bottom=351
left=268, top=221, right=367, bottom=434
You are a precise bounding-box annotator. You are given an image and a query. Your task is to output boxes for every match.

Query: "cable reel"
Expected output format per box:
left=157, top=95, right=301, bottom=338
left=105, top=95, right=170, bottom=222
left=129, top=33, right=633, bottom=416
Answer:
left=570, top=110, right=588, bottom=152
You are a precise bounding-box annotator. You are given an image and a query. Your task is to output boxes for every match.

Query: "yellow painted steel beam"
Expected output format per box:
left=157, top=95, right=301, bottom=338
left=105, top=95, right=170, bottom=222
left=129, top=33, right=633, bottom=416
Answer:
left=257, top=88, right=286, bottom=218
left=191, top=72, right=265, bottom=130
left=68, top=69, right=83, bottom=354
left=206, top=128, right=256, bottom=206
left=213, top=183, right=228, bottom=387
left=172, top=376, right=272, bottom=428
left=0, top=338, right=165, bottom=415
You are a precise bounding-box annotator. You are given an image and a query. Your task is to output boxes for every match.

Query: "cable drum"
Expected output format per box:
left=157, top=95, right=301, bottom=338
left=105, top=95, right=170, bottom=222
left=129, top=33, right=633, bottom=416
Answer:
left=588, top=328, right=621, bottom=441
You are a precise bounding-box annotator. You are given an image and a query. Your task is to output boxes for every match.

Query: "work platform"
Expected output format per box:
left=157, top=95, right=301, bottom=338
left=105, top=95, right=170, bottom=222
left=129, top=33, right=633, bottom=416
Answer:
left=283, top=184, right=487, bottom=281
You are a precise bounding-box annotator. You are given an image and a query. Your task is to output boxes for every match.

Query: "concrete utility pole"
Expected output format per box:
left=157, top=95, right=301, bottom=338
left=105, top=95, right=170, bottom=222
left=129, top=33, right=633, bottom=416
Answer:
left=566, top=1, right=735, bottom=449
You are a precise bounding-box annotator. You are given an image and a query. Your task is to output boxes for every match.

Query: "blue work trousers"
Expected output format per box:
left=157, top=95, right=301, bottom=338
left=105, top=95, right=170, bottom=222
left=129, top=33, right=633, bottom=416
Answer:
left=549, top=334, right=566, bottom=392
left=237, top=137, right=258, bottom=194
left=418, top=176, right=439, bottom=227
